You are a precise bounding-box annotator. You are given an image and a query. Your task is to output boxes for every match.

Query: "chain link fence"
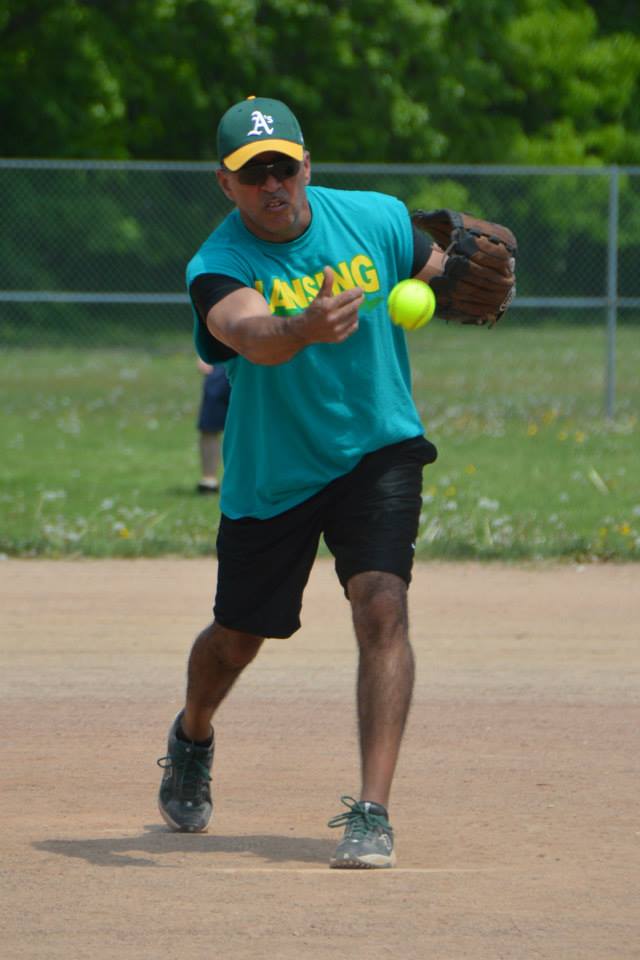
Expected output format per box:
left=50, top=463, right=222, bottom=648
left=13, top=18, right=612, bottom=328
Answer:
left=1, top=160, right=639, bottom=412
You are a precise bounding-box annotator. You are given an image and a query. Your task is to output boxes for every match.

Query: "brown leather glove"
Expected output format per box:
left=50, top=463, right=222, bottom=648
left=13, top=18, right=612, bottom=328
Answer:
left=412, top=209, right=517, bottom=326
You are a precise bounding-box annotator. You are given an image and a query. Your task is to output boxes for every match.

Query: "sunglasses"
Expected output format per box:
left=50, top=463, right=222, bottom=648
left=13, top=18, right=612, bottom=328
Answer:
left=234, top=158, right=301, bottom=186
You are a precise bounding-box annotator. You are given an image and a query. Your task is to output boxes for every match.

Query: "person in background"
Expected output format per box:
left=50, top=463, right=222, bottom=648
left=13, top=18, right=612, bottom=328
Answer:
left=195, top=357, right=230, bottom=494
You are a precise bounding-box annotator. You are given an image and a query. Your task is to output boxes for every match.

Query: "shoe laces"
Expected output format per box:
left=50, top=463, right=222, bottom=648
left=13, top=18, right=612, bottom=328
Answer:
left=157, top=748, right=211, bottom=801
left=327, top=795, right=388, bottom=840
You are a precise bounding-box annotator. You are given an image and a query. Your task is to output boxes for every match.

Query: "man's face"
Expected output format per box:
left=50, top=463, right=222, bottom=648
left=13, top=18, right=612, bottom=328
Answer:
left=216, top=151, right=312, bottom=242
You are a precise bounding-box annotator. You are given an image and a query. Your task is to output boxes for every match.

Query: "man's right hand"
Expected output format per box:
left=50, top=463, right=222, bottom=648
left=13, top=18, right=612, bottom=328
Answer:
left=292, top=267, right=363, bottom=345
left=207, top=266, right=363, bottom=366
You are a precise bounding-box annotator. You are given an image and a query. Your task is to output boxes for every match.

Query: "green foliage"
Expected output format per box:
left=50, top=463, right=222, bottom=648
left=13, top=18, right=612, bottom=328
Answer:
left=505, top=3, right=640, bottom=164
left=1, top=0, right=639, bottom=163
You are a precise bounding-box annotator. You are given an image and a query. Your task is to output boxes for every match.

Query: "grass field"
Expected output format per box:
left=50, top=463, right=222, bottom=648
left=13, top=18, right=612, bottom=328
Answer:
left=1, top=323, right=639, bottom=559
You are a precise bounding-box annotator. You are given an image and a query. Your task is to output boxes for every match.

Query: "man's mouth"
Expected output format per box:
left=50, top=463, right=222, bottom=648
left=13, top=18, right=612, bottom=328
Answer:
left=264, top=197, right=288, bottom=211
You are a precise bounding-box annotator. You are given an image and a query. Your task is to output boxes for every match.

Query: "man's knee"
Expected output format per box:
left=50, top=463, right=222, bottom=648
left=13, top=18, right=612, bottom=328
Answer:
left=204, top=621, right=264, bottom=670
left=347, top=572, right=409, bottom=644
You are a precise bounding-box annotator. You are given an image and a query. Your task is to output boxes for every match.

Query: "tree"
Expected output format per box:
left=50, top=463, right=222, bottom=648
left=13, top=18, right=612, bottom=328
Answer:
left=1, top=0, right=639, bottom=163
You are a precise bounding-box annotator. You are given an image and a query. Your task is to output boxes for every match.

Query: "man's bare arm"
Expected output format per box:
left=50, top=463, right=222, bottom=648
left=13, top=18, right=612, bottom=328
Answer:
left=206, top=267, right=364, bottom=366
left=413, top=244, right=448, bottom=285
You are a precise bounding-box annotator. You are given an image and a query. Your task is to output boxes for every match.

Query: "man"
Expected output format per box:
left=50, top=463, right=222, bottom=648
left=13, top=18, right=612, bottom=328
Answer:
left=158, top=95, right=448, bottom=870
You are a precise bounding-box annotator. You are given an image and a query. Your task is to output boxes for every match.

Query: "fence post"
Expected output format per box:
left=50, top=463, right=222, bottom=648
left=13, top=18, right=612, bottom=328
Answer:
left=606, top=166, right=619, bottom=419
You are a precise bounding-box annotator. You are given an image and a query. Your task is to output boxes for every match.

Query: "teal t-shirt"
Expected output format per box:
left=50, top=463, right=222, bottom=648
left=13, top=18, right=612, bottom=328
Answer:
left=186, top=186, right=424, bottom=519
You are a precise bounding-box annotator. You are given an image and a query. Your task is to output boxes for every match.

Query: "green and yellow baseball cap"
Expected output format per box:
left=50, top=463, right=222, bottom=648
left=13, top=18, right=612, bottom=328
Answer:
left=217, top=96, right=305, bottom=171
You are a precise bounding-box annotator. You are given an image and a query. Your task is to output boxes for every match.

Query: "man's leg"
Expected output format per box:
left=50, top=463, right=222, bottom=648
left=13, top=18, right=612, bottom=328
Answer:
left=158, top=621, right=263, bottom=832
left=328, top=570, right=413, bottom=868
left=348, top=570, right=414, bottom=810
left=182, top=620, right=263, bottom=738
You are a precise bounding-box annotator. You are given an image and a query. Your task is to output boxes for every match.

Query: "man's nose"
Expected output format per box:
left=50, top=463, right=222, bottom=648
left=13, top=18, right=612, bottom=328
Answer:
left=262, top=174, right=282, bottom=191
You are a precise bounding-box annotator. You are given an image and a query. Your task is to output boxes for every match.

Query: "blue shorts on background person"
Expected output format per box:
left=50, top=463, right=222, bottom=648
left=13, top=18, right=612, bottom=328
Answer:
left=196, top=361, right=230, bottom=493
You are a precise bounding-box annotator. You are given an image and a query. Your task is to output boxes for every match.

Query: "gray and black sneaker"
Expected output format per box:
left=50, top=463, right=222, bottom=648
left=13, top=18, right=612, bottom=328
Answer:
left=328, top=795, right=396, bottom=869
left=157, top=712, right=214, bottom=832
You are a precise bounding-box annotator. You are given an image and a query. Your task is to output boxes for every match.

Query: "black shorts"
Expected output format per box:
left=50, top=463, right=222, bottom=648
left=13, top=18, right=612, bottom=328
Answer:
left=213, top=435, right=437, bottom=639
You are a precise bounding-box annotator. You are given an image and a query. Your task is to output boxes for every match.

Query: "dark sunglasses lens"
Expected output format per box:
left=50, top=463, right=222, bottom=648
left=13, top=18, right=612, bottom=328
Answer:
left=237, top=166, right=265, bottom=185
left=274, top=160, right=300, bottom=180
left=238, top=159, right=300, bottom=185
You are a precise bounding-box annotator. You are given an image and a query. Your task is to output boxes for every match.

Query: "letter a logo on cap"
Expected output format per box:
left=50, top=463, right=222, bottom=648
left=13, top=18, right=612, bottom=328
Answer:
left=248, top=111, right=274, bottom=137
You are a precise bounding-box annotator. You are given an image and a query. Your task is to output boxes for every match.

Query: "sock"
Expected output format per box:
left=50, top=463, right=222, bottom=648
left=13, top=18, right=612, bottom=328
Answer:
left=362, top=800, right=389, bottom=818
left=176, top=722, right=213, bottom=749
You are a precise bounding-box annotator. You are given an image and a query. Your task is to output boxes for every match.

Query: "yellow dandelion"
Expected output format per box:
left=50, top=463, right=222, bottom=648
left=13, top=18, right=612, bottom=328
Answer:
left=527, top=423, right=538, bottom=437
left=444, top=485, right=457, bottom=497
left=542, top=409, right=557, bottom=425
left=118, top=526, right=131, bottom=539
left=465, top=464, right=477, bottom=475
left=619, top=523, right=631, bottom=536
left=575, top=431, right=586, bottom=443
left=558, top=431, right=568, bottom=441
left=598, top=526, right=608, bottom=539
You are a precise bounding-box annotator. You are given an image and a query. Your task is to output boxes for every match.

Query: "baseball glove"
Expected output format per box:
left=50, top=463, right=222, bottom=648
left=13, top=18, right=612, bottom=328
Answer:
left=411, top=209, right=517, bottom=326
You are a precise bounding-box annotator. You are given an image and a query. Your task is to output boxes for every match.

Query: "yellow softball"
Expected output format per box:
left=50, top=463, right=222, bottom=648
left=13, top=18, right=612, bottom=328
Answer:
left=387, top=279, right=436, bottom=330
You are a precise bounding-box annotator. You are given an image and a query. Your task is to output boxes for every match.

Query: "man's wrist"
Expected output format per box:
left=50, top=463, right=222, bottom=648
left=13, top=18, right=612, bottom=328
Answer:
left=282, top=312, right=308, bottom=345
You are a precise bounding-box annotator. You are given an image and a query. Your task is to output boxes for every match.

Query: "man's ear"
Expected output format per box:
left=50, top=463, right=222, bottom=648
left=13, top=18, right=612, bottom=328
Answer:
left=303, top=151, right=311, bottom=185
left=216, top=167, right=235, bottom=201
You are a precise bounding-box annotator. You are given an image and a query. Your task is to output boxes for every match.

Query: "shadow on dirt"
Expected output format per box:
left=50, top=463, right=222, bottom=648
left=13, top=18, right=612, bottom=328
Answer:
left=34, top=826, right=335, bottom=868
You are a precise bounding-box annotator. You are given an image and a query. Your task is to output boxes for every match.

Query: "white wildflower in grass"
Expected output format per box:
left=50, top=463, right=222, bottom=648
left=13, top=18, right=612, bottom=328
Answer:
left=420, top=517, right=443, bottom=543
left=42, top=490, right=66, bottom=501
left=632, top=506, right=640, bottom=517
left=99, top=499, right=115, bottom=511
left=477, top=497, right=499, bottom=511
left=64, top=529, right=84, bottom=542
left=42, top=517, right=87, bottom=544
left=118, top=505, right=145, bottom=518
left=56, top=411, right=82, bottom=435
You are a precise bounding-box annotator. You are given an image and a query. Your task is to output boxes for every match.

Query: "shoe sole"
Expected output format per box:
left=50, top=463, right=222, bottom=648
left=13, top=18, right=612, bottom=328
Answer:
left=330, top=852, right=397, bottom=869
left=158, top=800, right=209, bottom=833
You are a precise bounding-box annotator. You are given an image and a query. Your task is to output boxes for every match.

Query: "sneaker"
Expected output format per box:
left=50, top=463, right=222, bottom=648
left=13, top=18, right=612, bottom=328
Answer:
left=197, top=480, right=219, bottom=495
left=157, top=712, right=214, bottom=832
left=328, top=795, right=396, bottom=869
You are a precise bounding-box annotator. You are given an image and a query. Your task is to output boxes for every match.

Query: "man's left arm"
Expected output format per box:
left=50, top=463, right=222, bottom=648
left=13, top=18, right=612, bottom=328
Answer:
left=413, top=245, right=449, bottom=284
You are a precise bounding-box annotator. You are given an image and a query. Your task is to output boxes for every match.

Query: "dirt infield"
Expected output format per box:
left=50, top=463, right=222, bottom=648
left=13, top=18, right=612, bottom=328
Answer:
left=2, top=558, right=639, bottom=959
